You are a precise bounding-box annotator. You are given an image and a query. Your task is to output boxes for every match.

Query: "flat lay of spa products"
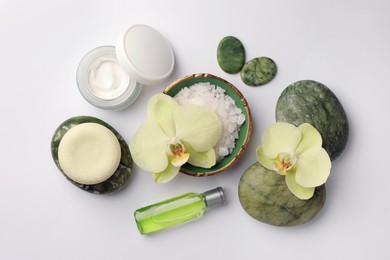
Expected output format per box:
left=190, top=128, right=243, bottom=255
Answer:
left=50, top=25, right=349, bottom=233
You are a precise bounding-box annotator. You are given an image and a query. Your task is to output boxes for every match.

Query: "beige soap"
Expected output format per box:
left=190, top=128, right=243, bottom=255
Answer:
left=58, top=123, right=121, bottom=185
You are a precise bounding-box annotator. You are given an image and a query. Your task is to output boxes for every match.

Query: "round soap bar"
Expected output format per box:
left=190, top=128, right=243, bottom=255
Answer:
left=51, top=116, right=133, bottom=194
left=58, top=123, right=121, bottom=185
left=217, top=36, right=245, bottom=74
left=275, top=80, right=349, bottom=161
left=240, top=57, right=277, bottom=86
left=238, top=162, right=326, bottom=227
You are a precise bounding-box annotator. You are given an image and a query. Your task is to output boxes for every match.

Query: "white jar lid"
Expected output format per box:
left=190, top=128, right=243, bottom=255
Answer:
left=116, top=24, right=175, bottom=85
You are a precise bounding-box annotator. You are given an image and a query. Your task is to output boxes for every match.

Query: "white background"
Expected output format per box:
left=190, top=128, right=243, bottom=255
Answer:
left=1, top=0, right=389, bottom=259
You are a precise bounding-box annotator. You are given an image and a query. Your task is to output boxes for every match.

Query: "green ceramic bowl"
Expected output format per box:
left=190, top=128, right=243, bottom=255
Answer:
left=51, top=116, right=133, bottom=194
left=164, top=73, right=252, bottom=177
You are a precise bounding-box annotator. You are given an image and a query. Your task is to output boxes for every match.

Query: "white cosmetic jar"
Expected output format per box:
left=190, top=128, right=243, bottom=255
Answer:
left=77, top=24, right=175, bottom=110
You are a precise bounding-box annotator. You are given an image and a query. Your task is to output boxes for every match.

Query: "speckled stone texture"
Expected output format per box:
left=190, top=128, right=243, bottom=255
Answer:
left=240, top=57, right=277, bottom=86
left=217, top=36, right=245, bottom=74
left=275, top=80, right=349, bottom=161
left=238, top=162, right=326, bottom=227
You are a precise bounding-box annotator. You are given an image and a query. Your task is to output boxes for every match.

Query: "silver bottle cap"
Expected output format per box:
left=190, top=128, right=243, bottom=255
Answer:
left=203, top=187, right=226, bottom=208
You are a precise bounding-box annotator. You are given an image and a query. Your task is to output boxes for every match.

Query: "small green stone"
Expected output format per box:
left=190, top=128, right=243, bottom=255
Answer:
left=238, top=162, right=326, bottom=227
left=217, top=36, right=245, bottom=74
left=240, top=57, right=277, bottom=86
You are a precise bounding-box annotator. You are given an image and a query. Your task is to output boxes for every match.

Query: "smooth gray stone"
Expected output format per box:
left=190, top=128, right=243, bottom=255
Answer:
left=240, top=57, right=277, bottom=86
left=238, top=162, right=326, bottom=226
left=275, top=80, right=349, bottom=161
left=217, top=36, right=245, bottom=74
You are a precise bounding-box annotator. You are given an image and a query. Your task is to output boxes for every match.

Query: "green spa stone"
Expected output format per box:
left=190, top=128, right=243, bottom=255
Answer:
left=238, top=162, right=326, bottom=227
left=240, top=57, right=277, bottom=86
left=275, top=80, right=349, bottom=161
left=51, top=116, right=133, bottom=194
left=217, top=36, right=245, bottom=74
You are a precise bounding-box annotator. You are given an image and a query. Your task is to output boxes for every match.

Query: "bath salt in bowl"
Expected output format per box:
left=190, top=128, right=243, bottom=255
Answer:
left=164, top=73, right=252, bottom=176
left=174, top=82, right=245, bottom=162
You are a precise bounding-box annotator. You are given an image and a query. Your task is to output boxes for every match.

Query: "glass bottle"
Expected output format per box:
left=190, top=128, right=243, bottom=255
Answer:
left=134, top=187, right=226, bottom=235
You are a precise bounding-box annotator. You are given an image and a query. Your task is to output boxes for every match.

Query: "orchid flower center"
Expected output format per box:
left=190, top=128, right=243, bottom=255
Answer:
left=166, top=137, right=190, bottom=167
left=273, top=152, right=297, bottom=175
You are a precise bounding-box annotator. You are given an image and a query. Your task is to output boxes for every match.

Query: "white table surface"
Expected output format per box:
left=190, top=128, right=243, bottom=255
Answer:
left=1, top=0, right=389, bottom=259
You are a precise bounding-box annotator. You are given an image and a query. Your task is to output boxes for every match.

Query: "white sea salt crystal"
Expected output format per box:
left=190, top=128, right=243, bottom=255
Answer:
left=174, top=82, right=245, bottom=162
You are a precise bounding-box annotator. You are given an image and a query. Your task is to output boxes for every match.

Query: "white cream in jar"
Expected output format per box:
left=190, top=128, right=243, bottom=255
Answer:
left=76, top=24, right=175, bottom=110
left=87, top=56, right=130, bottom=100
left=77, top=46, right=142, bottom=110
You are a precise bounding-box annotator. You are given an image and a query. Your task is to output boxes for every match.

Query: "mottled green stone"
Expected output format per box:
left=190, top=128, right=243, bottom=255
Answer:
left=240, top=57, right=277, bottom=86
left=51, top=116, right=133, bottom=194
left=275, top=80, right=349, bottom=161
left=238, top=162, right=326, bottom=226
left=217, top=36, right=245, bottom=73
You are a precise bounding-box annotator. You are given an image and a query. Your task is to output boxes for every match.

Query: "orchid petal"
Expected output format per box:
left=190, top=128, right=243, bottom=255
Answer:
left=184, top=142, right=216, bottom=168
left=129, top=121, right=169, bottom=173
left=174, top=104, right=222, bottom=152
left=256, top=145, right=276, bottom=171
left=296, top=123, right=323, bottom=155
left=295, top=147, right=331, bottom=187
left=170, top=153, right=190, bottom=167
left=152, top=163, right=180, bottom=183
left=285, top=171, right=315, bottom=200
left=147, top=94, right=179, bottom=137
left=262, top=122, right=302, bottom=158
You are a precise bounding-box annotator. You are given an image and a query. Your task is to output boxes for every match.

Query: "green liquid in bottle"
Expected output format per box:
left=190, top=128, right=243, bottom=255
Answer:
left=134, top=187, right=225, bottom=235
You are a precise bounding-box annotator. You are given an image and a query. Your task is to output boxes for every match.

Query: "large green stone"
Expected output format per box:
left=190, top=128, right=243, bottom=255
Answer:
left=238, top=162, right=326, bottom=227
left=217, top=36, right=245, bottom=74
left=240, top=57, right=277, bottom=86
left=275, top=80, right=349, bottom=161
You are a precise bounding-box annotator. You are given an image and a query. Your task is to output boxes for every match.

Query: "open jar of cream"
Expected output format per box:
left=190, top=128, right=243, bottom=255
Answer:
left=77, top=24, right=175, bottom=110
left=77, top=46, right=141, bottom=110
